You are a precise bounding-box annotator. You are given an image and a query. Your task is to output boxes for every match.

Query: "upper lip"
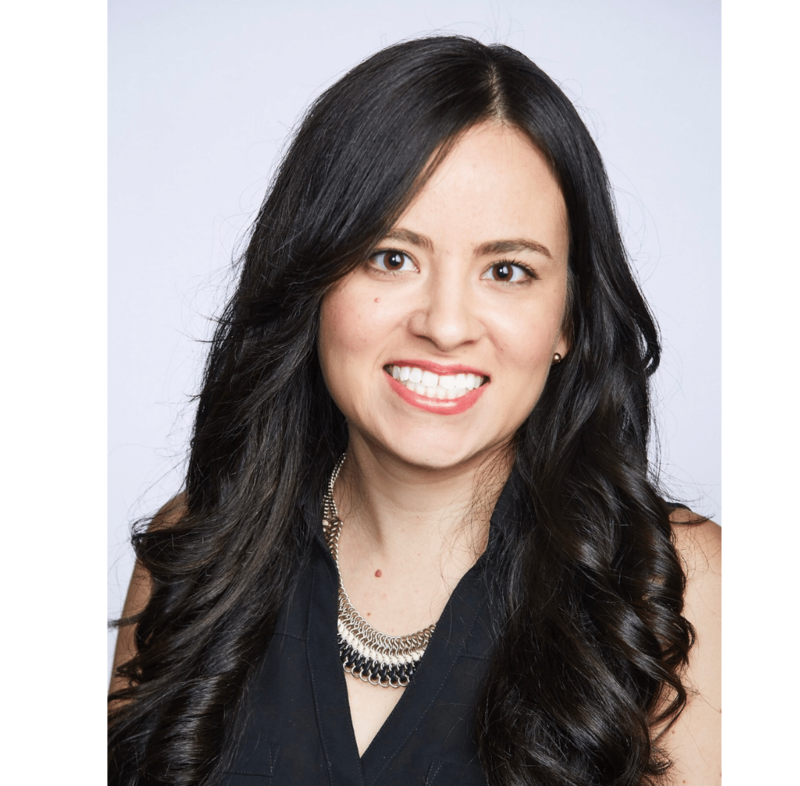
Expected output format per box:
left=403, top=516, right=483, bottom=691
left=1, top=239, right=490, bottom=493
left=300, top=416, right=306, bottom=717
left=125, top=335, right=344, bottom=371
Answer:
left=385, top=359, right=489, bottom=378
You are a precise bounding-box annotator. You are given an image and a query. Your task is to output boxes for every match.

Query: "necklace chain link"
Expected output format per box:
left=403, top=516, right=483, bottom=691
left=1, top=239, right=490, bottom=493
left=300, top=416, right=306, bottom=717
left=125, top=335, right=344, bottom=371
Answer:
left=323, top=454, right=436, bottom=688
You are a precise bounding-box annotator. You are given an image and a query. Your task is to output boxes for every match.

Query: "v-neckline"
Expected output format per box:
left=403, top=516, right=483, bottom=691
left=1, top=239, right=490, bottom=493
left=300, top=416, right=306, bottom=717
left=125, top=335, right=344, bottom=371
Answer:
left=303, top=469, right=517, bottom=785
left=305, top=537, right=490, bottom=786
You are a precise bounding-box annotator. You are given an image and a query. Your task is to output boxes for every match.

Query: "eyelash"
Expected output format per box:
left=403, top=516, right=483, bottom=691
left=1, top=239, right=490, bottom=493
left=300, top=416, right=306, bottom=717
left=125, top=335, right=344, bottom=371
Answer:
left=367, top=249, right=538, bottom=283
left=481, top=260, right=538, bottom=284
left=368, top=249, right=417, bottom=274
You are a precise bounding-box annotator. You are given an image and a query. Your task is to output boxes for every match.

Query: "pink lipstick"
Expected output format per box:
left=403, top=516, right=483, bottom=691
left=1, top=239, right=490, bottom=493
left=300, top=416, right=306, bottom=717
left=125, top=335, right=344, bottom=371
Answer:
left=383, top=361, right=489, bottom=415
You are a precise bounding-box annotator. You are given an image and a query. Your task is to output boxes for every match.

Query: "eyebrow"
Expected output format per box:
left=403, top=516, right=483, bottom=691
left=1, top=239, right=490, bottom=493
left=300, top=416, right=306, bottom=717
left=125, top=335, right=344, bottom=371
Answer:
left=475, top=238, right=553, bottom=260
left=382, top=228, right=553, bottom=260
left=383, top=228, right=433, bottom=251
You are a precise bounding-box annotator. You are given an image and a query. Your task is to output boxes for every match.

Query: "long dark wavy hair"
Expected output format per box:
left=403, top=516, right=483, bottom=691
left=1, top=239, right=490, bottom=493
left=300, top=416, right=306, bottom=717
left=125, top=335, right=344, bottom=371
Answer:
left=109, top=36, right=694, bottom=786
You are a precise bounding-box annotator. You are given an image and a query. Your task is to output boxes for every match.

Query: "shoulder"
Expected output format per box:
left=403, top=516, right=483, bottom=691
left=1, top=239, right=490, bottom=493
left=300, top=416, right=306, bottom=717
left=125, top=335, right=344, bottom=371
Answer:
left=669, top=507, right=721, bottom=572
left=662, top=509, right=721, bottom=785
left=110, top=493, right=188, bottom=699
left=150, top=491, right=188, bottom=530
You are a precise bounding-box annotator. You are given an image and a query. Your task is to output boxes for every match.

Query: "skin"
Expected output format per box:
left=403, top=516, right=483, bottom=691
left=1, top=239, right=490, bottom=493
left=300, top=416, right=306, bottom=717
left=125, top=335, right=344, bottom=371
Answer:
left=112, top=120, right=721, bottom=784
left=318, top=121, right=571, bottom=754
left=657, top=511, right=722, bottom=786
left=318, top=122, right=571, bottom=478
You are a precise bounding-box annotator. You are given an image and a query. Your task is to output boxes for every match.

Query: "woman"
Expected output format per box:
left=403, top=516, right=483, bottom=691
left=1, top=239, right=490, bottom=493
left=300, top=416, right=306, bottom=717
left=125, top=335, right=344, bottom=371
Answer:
left=109, top=36, right=720, bottom=786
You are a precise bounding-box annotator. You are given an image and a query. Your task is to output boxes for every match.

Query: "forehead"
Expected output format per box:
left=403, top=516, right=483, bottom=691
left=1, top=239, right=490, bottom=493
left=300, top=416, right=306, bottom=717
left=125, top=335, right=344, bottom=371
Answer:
left=393, top=122, right=568, bottom=258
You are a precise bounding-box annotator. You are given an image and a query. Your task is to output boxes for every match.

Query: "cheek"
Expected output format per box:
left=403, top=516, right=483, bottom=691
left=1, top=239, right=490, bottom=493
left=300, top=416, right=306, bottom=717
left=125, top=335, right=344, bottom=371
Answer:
left=320, top=277, right=413, bottom=359
left=319, top=298, right=364, bottom=362
left=320, top=282, right=371, bottom=352
left=489, top=303, right=564, bottom=398
left=318, top=283, right=396, bottom=395
left=493, top=304, right=562, bottom=358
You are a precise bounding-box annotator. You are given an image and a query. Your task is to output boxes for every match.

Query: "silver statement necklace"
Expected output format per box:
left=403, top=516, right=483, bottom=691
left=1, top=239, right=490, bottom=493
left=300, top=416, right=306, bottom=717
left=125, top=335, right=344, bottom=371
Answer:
left=322, top=454, right=436, bottom=688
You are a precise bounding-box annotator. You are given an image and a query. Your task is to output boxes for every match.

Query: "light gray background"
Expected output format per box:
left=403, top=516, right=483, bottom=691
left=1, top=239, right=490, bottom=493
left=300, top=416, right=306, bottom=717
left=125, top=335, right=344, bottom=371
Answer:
left=108, top=0, right=720, bottom=672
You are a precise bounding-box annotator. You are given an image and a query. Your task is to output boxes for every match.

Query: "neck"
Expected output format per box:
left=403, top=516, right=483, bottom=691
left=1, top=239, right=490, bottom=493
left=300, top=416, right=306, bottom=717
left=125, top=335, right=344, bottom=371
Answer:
left=333, top=437, right=512, bottom=573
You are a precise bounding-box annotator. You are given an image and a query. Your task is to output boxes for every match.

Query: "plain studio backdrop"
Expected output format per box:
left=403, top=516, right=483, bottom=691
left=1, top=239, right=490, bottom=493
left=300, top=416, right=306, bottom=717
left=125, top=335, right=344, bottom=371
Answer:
left=108, top=0, right=720, bottom=674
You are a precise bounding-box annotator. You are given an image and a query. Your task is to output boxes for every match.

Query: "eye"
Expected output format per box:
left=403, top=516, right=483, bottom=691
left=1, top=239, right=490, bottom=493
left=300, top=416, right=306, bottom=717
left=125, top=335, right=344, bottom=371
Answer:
left=481, top=262, right=534, bottom=283
left=369, top=249, right=417, bottom=273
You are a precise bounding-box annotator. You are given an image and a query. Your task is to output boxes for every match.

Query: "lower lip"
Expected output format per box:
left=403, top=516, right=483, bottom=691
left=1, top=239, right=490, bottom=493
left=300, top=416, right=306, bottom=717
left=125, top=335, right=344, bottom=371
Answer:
left=385, top=372, right=488, bottom=415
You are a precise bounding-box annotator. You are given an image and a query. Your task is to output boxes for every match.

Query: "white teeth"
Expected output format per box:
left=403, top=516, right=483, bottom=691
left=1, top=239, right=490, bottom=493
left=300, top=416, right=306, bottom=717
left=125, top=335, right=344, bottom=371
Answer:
left=386, top=365, right=486, bottom=402
left=421, top=370, right=438, bottom=387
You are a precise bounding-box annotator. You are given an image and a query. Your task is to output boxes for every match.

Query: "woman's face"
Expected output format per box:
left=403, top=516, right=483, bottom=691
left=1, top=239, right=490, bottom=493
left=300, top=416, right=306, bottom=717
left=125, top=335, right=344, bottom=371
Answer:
left=318, top=121, right=570, bottom=472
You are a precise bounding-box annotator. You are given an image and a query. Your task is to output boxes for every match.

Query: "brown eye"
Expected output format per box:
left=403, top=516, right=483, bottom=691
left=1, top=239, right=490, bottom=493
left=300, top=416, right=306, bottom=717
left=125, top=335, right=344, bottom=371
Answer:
left=369, top=250, right=415, bottom=273
left=482, top=262, right=531, bottom=283
left=384, top=252, right=406, bottom=270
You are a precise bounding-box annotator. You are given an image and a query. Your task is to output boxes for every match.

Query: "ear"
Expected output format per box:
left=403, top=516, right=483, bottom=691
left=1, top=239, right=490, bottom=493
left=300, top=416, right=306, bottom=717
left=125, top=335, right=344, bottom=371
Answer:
left=555, top=282, right=573, bottom=361
left=552, top=319, right=571, bottom=363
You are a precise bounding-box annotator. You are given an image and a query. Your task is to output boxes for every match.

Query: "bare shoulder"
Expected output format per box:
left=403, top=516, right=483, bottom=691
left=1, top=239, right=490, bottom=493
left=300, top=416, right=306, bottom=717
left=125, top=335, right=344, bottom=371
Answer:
left=662, top=509, right=721, bottom=785
left=150, top=491, right=188, bottom=530
left=670, top=508, right=721, bottom=572
left=109, top=493, right=188, bottom=697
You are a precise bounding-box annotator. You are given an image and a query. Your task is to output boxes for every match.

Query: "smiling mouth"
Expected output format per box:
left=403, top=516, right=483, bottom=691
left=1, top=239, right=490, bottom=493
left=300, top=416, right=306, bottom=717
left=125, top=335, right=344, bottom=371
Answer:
left=384, top=364, right=488, bottom=401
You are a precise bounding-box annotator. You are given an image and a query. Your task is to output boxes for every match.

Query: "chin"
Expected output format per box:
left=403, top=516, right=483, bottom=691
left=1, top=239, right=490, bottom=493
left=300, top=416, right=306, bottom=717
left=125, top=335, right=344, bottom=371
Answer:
left=374, top=429, right=510, bottom=473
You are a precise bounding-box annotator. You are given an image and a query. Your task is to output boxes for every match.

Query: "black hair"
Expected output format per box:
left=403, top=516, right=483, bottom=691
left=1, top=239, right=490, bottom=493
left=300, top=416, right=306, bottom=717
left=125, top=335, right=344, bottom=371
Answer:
left=109, top=36, right=693, bottom=786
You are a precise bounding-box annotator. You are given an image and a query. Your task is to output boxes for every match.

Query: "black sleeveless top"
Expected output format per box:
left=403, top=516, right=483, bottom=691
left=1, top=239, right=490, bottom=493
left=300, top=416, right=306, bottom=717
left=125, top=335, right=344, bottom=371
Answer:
left=220, top=477, right=520, bottom=786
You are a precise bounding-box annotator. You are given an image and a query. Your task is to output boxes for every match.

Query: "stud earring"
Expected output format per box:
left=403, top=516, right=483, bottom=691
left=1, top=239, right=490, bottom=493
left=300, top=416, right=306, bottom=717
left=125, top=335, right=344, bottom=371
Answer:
left=553, top=353, right=562, bottom=364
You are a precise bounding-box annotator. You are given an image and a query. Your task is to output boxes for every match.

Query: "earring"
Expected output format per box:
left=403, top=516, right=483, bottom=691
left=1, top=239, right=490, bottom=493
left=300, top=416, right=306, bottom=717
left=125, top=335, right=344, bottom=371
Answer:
left=553, top=353, right=562, bottom=364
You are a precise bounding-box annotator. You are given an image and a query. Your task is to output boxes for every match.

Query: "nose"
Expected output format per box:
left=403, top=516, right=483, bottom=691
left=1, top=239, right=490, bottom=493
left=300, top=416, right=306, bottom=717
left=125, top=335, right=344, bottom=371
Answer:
left=408, top=262, right=483, bottom=352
